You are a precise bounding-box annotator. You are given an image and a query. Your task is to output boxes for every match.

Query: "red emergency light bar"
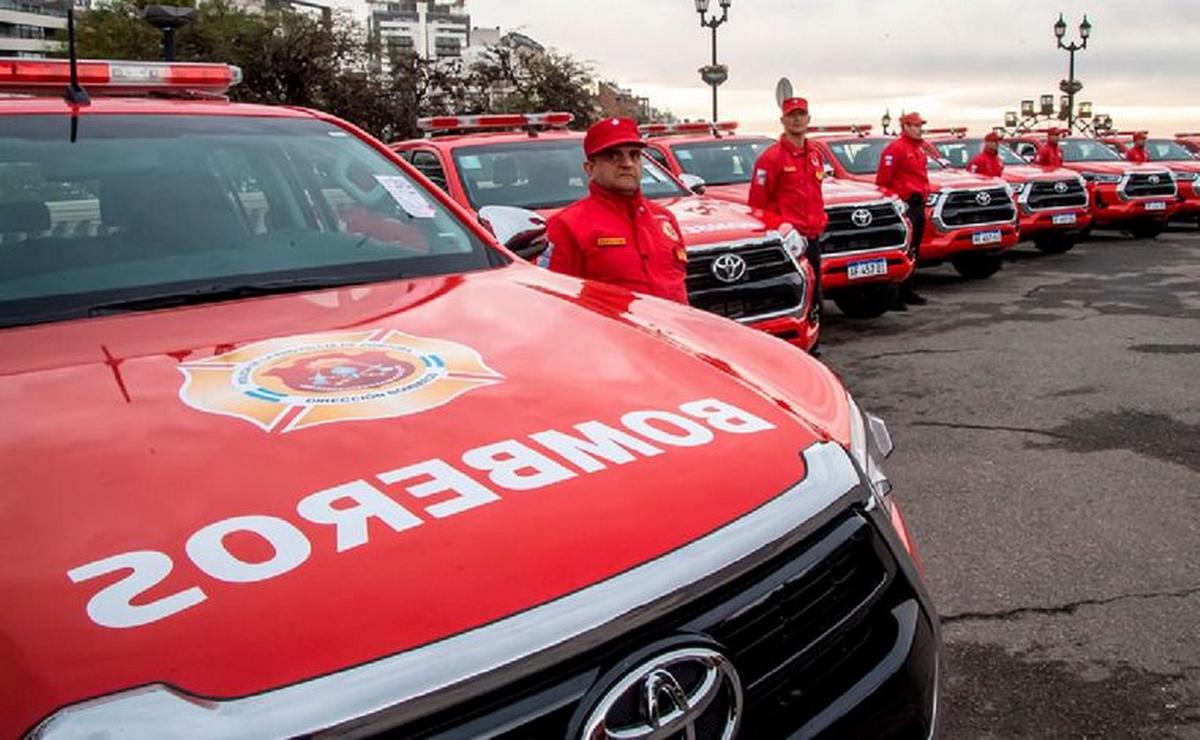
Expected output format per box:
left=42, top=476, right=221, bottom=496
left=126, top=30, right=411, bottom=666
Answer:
left=925, top=127, right=966, bottom=137
left=638, top=121, right=738, bottom=137
left=0, top=58, right=242, bottom=96
left=1176, top=132, right=1200, bottom=137
left=807, top=124, right=874, bottom=136
left=417, top=112, right=575, bottom=134
left=1109, top=130, right=1149, bottom=137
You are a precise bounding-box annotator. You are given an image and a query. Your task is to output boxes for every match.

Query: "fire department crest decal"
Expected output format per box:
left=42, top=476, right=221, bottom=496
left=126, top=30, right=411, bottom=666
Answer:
left=178, top=330, right=502, bottom=432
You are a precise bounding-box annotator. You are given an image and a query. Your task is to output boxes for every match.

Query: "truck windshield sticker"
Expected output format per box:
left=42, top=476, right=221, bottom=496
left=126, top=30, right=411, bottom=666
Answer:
left=375, top=175, right=437, bottom=218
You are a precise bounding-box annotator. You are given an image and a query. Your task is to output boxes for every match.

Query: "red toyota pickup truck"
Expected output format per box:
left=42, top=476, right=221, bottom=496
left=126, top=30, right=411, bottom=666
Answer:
left=392, top=115, right=819, bottom=351
left=1100, top=133, right=1200, bottom=228
left=811, top=126, right=1019, bottom=280
left=0, top=59, right=939, bottom=738
left=1009, top=135, right=1177, bottom=239
left=927, top=133, right=1091, bottom=253
left=639, top=123, right=914, bottom=319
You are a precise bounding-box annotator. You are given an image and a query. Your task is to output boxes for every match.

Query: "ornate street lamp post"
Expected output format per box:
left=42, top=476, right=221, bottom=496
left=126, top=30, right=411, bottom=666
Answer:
left=881, top=109, right=893, bottom=135
left=694, top=0, right=732, bottom=122
left=1055, top=13, right=1091, bottom=131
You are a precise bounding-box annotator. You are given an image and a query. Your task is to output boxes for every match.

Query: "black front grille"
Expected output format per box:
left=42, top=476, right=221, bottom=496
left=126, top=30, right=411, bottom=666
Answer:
left=939, top=187, right=1016, bottom=226
left=1026, top=179, right=1088, bottom=210
left=821, top=202, right=907, bottom=255
left=1122, top=172, right=1176, bottom=198
left=685, top=241, right=804, bottom=320
left=388, top=512, right=931, bottom=739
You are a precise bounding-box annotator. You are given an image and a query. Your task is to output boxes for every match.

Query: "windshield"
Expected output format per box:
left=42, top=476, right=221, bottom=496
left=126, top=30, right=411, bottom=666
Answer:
left=1145, top=140, right=1196, bottom=161
left=824, top=138, right=942, bottom=175
left=452, top=138, right=688, bottom=210
left=668, top=137, right=773, bottom=185
left=936, top=140, right=1026, bottom=167
left=0, top=115, right=495, bottom=329
left=1059, top=139, right=1122, bottom=162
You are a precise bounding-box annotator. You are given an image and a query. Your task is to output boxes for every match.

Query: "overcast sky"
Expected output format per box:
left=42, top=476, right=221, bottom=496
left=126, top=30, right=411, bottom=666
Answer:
left=469, top=0, right=1200, bottom=136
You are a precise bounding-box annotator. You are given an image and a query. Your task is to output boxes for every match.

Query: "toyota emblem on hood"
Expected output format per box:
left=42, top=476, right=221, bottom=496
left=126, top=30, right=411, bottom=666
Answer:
left=1149, top=174, right=1161, bottom=184
left=576, top=646, right=743, bottom=740
left=850, top=208, right=873, bottom=227
left=1054, top=181, right=1069, bottom=194
left=975, top=190, right=993, bottom=206
left=711, top=253, right=748, bottom=284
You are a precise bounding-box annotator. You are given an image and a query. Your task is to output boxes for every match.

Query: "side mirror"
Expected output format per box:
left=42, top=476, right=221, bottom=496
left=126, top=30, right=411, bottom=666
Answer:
left=678, top=173, right=707, bottom=194
left=478, top=205, right=548, bottom=260
left=823, top=162, right=835, bottom=178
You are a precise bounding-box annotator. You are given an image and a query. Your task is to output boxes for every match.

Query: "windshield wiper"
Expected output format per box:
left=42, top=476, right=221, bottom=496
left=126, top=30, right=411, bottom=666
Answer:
left=86, top=275, right=398, bottom=317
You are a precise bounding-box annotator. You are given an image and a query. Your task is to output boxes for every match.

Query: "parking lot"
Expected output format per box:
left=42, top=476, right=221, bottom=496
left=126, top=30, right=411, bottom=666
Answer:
left=821, top=226, right=1200, bottom=737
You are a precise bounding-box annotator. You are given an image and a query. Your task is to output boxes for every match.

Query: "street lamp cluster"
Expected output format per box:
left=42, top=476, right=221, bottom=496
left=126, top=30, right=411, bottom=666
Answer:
left=694, top=0, right=732, bottom=122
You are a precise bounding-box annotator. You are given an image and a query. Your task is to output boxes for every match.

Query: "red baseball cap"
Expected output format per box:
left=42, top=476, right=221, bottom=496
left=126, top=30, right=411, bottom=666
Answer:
left=900, top=112, right=926, bottom=126
left=584, top=117, right=646, bottom=157
left=1047, top=127, right=1062, bottom=136
left=1133, top=130, right=1148, bottom=141
left=984, top=131, right=1002, bottom=143
left=781, top=97, right=809, bottom=115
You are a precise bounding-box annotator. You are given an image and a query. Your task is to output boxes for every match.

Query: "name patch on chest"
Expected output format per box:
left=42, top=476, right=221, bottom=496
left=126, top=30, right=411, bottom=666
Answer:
left=596, top=237, right=627, bottom=247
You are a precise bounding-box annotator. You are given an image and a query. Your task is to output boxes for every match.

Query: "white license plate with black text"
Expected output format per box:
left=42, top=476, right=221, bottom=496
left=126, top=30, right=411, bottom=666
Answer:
left=847, top=258, right=888, bottom=280
left=1051, top=213, right=1077, bottom=225
left=1144, top=201, right=1167, bottom=211
left=972, top=230, right=1002, bottom=246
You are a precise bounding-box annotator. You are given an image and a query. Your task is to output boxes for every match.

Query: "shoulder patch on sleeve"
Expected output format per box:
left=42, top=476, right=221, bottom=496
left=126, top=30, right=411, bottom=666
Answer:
left=755, top=168, right=768, bottom=185
left=536, top=239, right=555, bottom=268
left=884, top=154, right=894, bottom=165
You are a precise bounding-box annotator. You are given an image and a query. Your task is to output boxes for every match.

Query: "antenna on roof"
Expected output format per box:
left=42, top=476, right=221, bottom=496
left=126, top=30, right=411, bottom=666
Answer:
left=64, top=2, right=90, bottom=106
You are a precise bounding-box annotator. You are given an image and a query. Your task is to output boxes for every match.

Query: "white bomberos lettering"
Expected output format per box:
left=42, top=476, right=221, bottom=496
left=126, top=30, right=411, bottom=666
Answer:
left=297, top=481, right=424, bottom=552
left=68, top=398, right=778, bottom=629
left=67, top=551, right=208, bottom=629
left=186, top=515, right=312, bottom=583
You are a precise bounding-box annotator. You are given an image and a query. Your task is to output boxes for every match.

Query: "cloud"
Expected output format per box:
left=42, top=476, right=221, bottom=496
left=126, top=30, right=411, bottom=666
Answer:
left=468, top=0, right=1200, bottom=135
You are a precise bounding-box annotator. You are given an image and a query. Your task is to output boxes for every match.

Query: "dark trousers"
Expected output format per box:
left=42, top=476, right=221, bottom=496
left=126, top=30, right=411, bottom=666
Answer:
left=806, top=234, right=823, bottom=320
left=902, top=194, right=926, bottom=296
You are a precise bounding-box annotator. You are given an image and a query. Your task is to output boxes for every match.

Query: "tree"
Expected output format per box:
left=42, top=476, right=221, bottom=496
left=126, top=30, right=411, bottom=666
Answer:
left=467, top=46, right=598, bottom=128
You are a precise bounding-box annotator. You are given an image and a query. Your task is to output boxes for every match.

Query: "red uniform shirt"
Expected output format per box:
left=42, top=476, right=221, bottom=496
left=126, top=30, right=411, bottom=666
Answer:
left=875, top=135, right=930, bottom=200
left=967, top=150, right=1004, bottom=177
left=1125, top=145, right=1149, bottom=163
left=746, top=136, right=828, bottom=239
left=1036, top=143, right=1064, bottom=167
left=544, top=182, right=689, bottom=304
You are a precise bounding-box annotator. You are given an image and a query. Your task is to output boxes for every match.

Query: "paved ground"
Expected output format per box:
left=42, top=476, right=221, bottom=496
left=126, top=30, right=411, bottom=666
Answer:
left=819, top=225, right=1200, bottom=739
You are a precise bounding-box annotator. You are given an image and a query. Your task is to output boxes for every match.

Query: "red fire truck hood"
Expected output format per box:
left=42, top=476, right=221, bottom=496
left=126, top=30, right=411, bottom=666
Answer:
left=928, top=169, right=1006, bottom=189
left=1003, top=164, right=1085, bottom=182
left=0, top=264, right=850, bottom=736
left=1059, top=161, right=1153, bottom=176
left=686, top=179, right=893, bottom=211
left=661, top=194, right=779, bottom=243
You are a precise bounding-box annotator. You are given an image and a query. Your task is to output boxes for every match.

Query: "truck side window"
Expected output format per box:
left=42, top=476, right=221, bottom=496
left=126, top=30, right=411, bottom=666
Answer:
left=644, top=148, right=670, bottom=168
left=411, top=150, right=449, bottom=192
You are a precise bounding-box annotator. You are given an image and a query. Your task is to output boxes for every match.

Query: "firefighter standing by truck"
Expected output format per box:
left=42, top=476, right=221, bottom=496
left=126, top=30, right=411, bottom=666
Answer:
left=968, top=132, right=1005, bottom=177
left=747, top=96, right=828, bottom=320
left=542, top=117, right=689, bottom=305
left=1036, top=128, right=1065, bottom=167
left=1126, top=131, right=1150, bottom=163
left=875, top=111, right=930, bottom=307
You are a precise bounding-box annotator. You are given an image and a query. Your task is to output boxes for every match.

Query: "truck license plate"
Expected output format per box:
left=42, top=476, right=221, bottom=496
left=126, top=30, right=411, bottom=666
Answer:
left=847, top=258, right=888, bottom=280
left=1052, top=213, right=1077, bottom=225
left=1145, top=201, right=1167, bottom=211
left=972, top=230, right=1002, bottom=246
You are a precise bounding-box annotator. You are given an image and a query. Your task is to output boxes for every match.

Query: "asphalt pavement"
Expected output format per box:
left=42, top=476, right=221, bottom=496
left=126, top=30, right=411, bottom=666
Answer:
left=819, top=225, right=1200, bottom=739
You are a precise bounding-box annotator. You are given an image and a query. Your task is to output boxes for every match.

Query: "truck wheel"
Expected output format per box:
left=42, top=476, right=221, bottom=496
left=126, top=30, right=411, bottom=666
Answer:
left=951, top=253, right=1003, bottom=280
left=1129, top=221, right=1165, bottom=240
left=832, top=283, right=899, bottom=319
left=1033, top=234, right=1076, bottom=254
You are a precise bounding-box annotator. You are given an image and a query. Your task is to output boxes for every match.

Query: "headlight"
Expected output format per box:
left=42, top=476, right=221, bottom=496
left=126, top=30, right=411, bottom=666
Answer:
left=894, top=198, right=908, bottom=215
left=1081, top=171, right=1120, bottom=183
left=847, top=393, right=894, bottom=507
left=1173, top=170, right=1196, bottom=181
left=780, top=228, right=808, bottom=260
left=1017, top=182, right=1034, bottom=198
left=924, top=192, right=939, bottom=207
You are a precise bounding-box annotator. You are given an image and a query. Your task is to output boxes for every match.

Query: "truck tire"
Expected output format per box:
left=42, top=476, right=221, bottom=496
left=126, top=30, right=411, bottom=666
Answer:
left=951, top=253, right=1003, bottom=280
left=1128, top=221, right=1165, bottom=239
left=1033, top=234, right=1076, bottom=254
left=832, top=283, right=899, bottom=319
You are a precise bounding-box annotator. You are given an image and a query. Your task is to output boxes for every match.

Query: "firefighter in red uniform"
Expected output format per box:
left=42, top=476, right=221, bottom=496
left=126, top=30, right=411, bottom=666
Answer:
left=543, top=117, right=688, bottom=304
left=747, top=96, right=827, bottom=321
left=968, top=132, right=1005, bottom=177
left=1125, top=131, right=1150, bottom=163
left=1036, top=128, right=1065, bottom=167
left=876, top=111, right=930, bottom=307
